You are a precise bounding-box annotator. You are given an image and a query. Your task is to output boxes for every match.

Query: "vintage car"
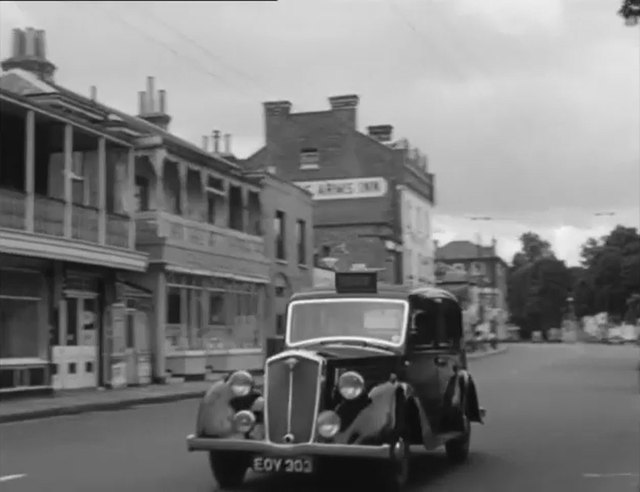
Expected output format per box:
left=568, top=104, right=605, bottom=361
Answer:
left=186, top=270, right=486, bottom=491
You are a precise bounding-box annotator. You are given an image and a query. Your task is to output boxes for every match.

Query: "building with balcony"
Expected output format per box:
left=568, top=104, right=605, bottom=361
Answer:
left=0, top=27, right=271, bottom=384
left=239, top=167, right=314, bottom=357
left=244, top=96, right=436, bottom=285
left=0, top=88, right=147, bottom=394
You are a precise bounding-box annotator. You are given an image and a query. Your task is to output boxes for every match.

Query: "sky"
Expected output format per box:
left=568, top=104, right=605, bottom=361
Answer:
left=1, top=0, right=638, bottom=266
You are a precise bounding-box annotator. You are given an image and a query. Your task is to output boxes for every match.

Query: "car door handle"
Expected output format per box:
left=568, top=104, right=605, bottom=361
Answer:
left=434, top=357, right=448, bottom=367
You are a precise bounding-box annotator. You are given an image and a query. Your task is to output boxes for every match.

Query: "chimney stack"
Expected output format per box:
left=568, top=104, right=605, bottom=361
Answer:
left=90, top=86, right=97, bottom=102
left=202, top=135, right=209, bottom=152
left=1, top=27, right=56, bottom=82
left=137, top=76, right=172, bottom=131
left=223, top=133, right=231, bottom=155
left=367, top=125, right=394, bottom=143
left=263, top=100, right=292, bottom=144
left=212, top=130, right=221, bottom=153
left=329, top=94, right=359, bottom=129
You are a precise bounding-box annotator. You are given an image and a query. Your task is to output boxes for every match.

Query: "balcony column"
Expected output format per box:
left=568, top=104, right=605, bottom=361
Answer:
left=241, top=187, right=249, bottom=233
left=127, top=148, right=135, bottom=249
left=63, top=124, right=73, bottom=238
left=200, top=169, right=208, bottom=223
left=24, top=110, right=35, bottom=232
left=97, top=137, right=106, bottom=245
left=151, top=149, right=166, bottom=212
left=178, top=162, right=188, bottom=218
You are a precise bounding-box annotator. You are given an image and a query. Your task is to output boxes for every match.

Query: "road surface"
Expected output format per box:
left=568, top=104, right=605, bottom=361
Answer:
left=1, top=344, right=638, bottom=492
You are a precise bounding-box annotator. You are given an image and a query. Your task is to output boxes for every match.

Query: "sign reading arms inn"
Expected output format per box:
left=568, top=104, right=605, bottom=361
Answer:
left=293, top=177, right=388, bottom=201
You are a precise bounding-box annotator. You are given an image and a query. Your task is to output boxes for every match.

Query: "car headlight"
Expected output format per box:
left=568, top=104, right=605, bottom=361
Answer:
left=338, top=371, right=365, bottom=400
left=316, top=410, right=341, bottom=438
left=233, top=410, right=256, bottom=433
left=228, top=370, right=253, bottom=397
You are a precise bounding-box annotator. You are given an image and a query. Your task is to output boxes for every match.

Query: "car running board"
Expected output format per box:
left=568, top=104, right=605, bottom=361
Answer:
left=412, top=431, right=467, bottom=453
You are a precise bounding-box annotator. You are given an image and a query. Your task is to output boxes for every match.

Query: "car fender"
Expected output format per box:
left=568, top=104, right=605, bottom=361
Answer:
left=443, top=370, right=484, bottom=424
left=399, top=382, right=438, bottom=447
left=335, top=381, right=398, bottom=444
left=196, top=378, right=263, bottom=438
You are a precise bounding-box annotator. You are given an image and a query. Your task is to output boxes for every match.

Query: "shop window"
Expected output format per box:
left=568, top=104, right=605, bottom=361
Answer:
left=208, top=292, right=225, bottom=325
left=0, top=270, right=41, bottom=358
left=167, top=288, right=181, bottom=324
left=274, top=210, right=286, bottom=260
left=229, top=185, right=244, bottom=231
left=126, top=312, right=135, bottom=349
left=296, top=219, right=307, bottom=265
left=276, top=314, right=285, bottom=336
left=134, top=175, right=150, bottom=212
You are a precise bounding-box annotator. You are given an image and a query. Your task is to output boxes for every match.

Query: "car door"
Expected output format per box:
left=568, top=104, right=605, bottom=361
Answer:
left=405, top=309, right=445, bottom=430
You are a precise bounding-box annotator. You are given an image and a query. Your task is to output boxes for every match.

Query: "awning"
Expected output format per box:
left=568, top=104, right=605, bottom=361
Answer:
left=164, top=264, right=270, bottom=284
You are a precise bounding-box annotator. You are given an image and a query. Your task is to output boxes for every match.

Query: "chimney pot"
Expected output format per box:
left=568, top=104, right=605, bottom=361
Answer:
left=224, top=133, right=231, bottom=154
left=159, top=89, right=167, bottom=113
left=212, top=130, right=220, bottom=153
left=25, top=27, right=36, bottom=56
left=202, top=135, right=209, bottom=152
left=146, top=76, right=155, bottom=113
left=90, top=86, right=97, bottom=102
left=12, top=29, right=24, bottom=57
left=35, top=30, right=46, bottom=58
left=138, top=91, right=146, bottom=115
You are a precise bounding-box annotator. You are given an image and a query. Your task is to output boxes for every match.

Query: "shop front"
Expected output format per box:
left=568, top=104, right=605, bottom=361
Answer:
left=0, top=261, right=51, bottom=394
left=162, top=266, right=268, bottom=378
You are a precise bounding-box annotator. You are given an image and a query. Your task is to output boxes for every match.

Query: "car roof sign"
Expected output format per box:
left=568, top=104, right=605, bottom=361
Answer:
left=335, top=271, right=378, bottom=294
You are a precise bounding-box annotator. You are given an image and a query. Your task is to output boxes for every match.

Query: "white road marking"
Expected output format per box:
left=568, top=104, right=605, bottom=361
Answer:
left=0, top=474, right=27, bottom=482
left=583, top=472, right=639, bottom=478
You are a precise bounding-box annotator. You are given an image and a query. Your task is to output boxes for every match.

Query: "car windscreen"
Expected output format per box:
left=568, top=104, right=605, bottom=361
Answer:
left=287, top=298, right=407, bottom=346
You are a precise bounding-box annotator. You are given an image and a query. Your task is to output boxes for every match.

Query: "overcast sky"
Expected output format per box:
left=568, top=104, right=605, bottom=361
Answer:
left=1, top=0, right=638, bottom=265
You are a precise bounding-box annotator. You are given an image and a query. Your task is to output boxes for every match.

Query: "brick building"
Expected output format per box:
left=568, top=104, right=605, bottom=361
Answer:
left=244, top=95, right=436, bottom=284
left=435, top=239, right=509, bottom=312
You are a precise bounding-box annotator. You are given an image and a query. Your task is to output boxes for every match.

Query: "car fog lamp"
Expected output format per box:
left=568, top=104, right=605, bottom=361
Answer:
left=228, top=370, right=253, bottom=397
left=251, top=396, right=265, bottom=412
left=233, top=410, right=256, bottom=433
left=316, top=410, right=341, bottom=439
left=338, top=371, right=365, bottom=400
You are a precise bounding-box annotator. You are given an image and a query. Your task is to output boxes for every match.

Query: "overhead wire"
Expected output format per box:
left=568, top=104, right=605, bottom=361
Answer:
left=56, top=0, right=262, bottom=101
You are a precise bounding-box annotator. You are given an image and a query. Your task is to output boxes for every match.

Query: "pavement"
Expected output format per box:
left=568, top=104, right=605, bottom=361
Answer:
left=0, top=347, right=507, bottom=425
left=1, top=343, right=639, bottom=492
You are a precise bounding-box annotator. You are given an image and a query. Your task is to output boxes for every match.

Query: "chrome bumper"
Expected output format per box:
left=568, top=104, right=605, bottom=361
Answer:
left=186, top=435, right=392, bottom=459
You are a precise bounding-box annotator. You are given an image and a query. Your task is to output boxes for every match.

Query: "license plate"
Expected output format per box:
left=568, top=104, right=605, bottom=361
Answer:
left=252, top=456, right=314, bottom=474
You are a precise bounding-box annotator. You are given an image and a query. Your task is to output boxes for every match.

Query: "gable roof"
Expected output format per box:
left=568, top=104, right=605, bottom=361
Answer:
left=436, top=240, right=495, bottom=260
left=0, top=69, right=240, bottom=174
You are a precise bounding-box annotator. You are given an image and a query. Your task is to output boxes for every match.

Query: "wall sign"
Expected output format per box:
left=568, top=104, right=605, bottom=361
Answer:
left=294, top=177, right=388, bottom=201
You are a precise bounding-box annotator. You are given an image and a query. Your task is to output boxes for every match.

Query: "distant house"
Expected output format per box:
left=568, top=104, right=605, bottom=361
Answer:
left=435, top=239, right=508, bottom=313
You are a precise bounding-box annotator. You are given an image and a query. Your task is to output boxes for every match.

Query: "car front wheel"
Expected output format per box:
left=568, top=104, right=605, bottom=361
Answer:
left=208, top=451, right=248, bottom=489
left=445, top=415, right=471, bottom=464
left=378, top=436, right=410, bottom=492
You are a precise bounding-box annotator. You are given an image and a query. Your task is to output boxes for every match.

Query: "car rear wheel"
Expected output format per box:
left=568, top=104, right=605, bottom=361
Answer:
left=445, top=414, right=471, bottom=464
left=208, top=451, right=248, bottom=489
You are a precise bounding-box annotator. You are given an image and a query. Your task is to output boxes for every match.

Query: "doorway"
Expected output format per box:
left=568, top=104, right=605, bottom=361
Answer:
left=52, top=294, right=99, bottom=390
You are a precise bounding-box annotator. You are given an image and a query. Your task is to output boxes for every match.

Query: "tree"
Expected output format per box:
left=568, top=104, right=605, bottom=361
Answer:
left=575, top=225, right=640, bottom=321
left=619, top=0, right=640, bottom=25
left=507, top=232, right=571, bottom=339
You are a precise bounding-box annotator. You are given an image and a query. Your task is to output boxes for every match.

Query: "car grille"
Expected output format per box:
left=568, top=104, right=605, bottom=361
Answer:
left=265, top=353, right=321, bottom=444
